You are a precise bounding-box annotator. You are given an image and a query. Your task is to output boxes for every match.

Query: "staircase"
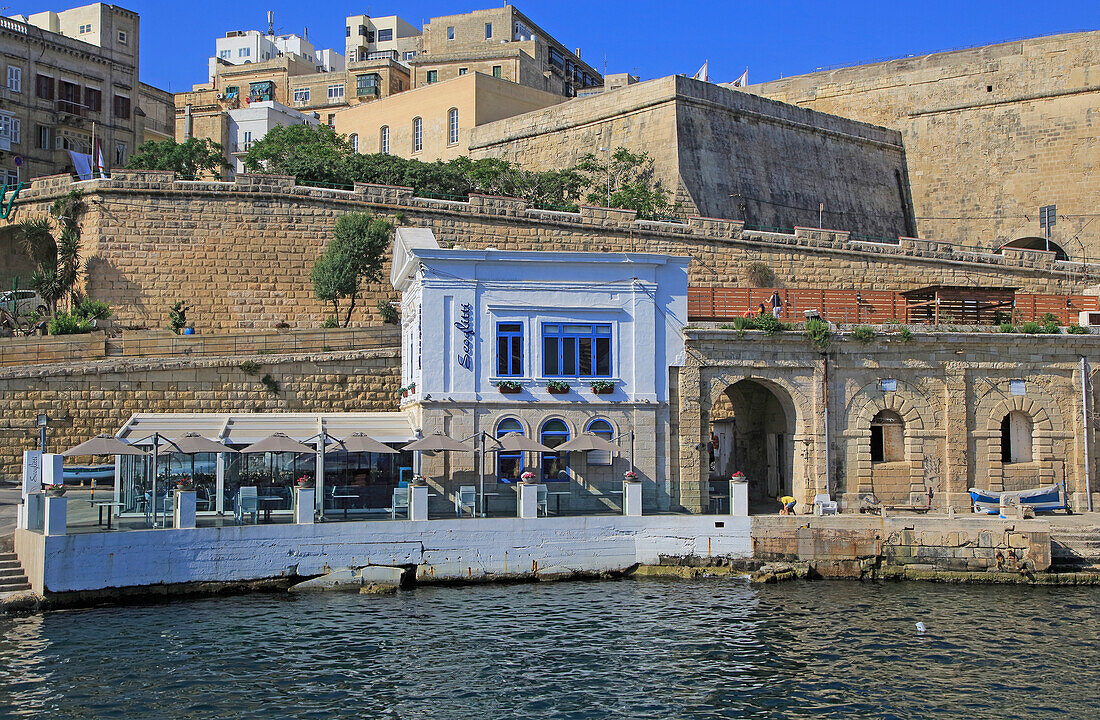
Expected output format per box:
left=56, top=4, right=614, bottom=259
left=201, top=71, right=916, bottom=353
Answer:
left=0, top=551, right=30, bottom=593
left=1050, top=525, right=1100, bottom=572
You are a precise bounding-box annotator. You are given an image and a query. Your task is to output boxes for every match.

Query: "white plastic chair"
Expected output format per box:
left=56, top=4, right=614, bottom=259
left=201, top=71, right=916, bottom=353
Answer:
left=455, top=485, right=476, bottom=517
left=814, top=493, right=839, bottom=516
left=536, top=484, right=548, bottom=517
left=390, top=487, right=409, bottom=519
left=235, top=486, right=259, bottom=524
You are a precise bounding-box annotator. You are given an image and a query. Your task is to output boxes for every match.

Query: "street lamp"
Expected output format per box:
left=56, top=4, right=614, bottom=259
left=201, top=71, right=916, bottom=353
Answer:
left=597, top=146, right=611, bottom=207
left=35, top=413, right=48, bottom=452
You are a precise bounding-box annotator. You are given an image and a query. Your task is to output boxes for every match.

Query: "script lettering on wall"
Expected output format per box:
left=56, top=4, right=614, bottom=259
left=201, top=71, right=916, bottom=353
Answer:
left=455, top=303, right=474, bottom=370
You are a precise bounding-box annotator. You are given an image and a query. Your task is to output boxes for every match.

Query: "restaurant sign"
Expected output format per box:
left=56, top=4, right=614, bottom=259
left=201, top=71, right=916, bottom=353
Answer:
left=456, top=303, right=474, bottom=370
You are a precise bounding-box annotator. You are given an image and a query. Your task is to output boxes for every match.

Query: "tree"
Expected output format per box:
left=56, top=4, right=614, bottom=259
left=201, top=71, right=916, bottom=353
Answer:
left=577, top=147, right=673, bottom=217
left=243, top=124, right=355, bottom=187
left=17, top=190, right=85, bottom=316
left=126, top=138, right=230, bottom=177
left=311, top=212, right=394, bottom=326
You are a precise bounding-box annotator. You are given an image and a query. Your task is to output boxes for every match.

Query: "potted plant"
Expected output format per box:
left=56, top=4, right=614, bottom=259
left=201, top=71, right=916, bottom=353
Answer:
left=520, top=471, right=537, bottom=484
left=495, top=380, right=523, bottom=394
left=295, top=475, right=315, bottom=489
left=591, top=380, right=615, bottom=395
left=411, top=474, right=428, bottom=486
left=175, top=476, right=195, bottom=492
left=623, top=470, right=639, bottom=482
left=547, top=380, right=571, bottom=395
left=45, top=484, right=67, bottom=497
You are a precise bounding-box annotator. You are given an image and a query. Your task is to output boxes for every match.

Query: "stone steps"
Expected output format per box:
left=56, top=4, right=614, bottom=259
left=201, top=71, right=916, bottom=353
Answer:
left=0, top=553, right=29, bottom=592
left=1050, top=528, right=1100, bottom=568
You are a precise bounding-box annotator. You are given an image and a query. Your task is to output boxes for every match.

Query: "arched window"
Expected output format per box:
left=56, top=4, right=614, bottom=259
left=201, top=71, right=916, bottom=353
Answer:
left=540, top=419, right=570, bottom=481
left=448, top=107, right=459, bottom=145
left=1001, top=411, right=1033, bottom=463
left=349, top=133, right=358, bottom=153
left=380, top=125, right=389, bottom=154
left=870, top=410, right=904, bottom=463
left=585, top=418, right=614, bottom=465
left=412, top=117, right=422, bottom=152
left=496, top=418, right=524, bottom=483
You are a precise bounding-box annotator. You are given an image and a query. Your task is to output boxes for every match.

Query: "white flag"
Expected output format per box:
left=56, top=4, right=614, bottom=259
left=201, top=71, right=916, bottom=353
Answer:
left=731, top=68, right=748, bottom=87
left=693, top=61, right=709, bottom=83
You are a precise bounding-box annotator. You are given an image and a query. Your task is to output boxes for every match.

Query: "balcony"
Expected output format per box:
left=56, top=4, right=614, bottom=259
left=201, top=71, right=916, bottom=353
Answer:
left=356, top=86, right=380, bottom=98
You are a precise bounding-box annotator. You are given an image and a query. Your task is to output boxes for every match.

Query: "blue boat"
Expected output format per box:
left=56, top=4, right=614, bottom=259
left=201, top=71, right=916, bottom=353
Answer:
left=968, top=482, right=1067, bottom=514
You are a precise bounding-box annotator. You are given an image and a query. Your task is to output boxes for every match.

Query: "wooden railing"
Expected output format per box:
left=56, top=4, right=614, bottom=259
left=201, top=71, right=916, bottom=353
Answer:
left=688, top=287, right=1100, bottom=325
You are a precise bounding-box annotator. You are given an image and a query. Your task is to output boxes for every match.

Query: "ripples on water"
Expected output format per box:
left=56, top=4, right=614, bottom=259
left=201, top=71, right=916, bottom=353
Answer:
left=1, top=579, right=1098, bottom=719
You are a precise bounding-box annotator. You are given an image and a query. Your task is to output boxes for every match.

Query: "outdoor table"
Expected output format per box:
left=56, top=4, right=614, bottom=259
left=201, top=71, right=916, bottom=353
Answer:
left=547, top=491, right=570, bottom=514
left=330, top=492, right=358, bottom=519
left=256, top=495, right=282, bottom=522
left=90, top=499, right=124, bottom=530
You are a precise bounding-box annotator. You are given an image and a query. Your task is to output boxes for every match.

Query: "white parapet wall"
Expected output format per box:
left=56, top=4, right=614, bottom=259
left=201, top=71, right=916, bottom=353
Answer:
left=16, top=515, right=752, bottom=595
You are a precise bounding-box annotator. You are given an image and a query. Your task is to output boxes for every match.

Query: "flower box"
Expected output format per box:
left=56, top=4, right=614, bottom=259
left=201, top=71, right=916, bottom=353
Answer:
left=591, top=381, right=615, bottom=394
left=547, top=385, right=571, bottom=395
left=496, top=381, right=523, bottom=394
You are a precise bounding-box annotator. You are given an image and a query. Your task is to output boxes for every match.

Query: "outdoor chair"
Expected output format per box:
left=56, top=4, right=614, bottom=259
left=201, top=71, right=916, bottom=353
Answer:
left=235, top=486, right=260, bottom=524
left=195, top=486, right=214, bottom=512
left=536, top=484, right=549, bottom=517
left=455, top=485, right=476, bottom=517
left=143, top=492, right=171, bottom=527
left=390, top=487, right=409, bottom=519
left=814, top=493, right=839, bottom=516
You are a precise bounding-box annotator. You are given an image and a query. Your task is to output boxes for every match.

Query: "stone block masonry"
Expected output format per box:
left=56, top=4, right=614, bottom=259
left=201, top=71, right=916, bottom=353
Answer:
left=0, top=346, right=401, bottom=482
left=6, top=171, right=1093, bottom=333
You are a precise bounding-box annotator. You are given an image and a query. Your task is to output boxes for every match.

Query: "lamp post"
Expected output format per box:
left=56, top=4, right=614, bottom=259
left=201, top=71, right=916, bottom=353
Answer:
left=36, top=413, right=48, bottom=453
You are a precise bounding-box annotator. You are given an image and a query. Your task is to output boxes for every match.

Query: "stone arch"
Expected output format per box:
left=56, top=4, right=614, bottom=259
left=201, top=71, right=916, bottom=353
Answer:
left=845, top=380, right=938, bottom=508
left=976, top=382, right=1063, bottom=493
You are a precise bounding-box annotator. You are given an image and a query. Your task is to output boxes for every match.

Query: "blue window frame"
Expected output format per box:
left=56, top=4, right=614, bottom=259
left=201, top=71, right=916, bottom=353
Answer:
left=497, top=322, right=523, bottom=376
left=540, top=419, right=570, bottom=481
left=542, top=324, right=611, bottom=377
left=496, top=418, right=523, bottom=483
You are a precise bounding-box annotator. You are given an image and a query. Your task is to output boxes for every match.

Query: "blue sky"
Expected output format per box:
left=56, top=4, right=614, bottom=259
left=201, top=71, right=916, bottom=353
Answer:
left=14, top=1, right=1099, bottom=90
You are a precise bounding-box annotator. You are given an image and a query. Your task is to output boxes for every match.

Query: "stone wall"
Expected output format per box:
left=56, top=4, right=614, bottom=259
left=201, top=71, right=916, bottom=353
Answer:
left=8, top=172, right=1092, bottom=333
left=0, top=346, right=401, bottom=482
left=746, top=31, right=1100, bottom=253
left=469, top=75, right=913, bottom=238
left=678, top=329, right=1100, bottom=514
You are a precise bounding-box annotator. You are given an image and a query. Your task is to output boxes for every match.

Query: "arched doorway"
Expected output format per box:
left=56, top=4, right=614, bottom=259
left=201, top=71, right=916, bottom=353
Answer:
left=709, top=379, right=796, bottom=509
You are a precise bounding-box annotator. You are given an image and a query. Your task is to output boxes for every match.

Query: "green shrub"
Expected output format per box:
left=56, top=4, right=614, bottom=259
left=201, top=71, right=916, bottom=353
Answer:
left=1042, top=321, right=1060, bottom=334
left=1019, top=321, right=1042, bottom=334
left=322, top=316, right=339, bottom=329
left=805, top=318, right=831, bottom=351
left=72, top=298, right=112, bottom=321
left=999, top=323, right=1016, bottom=333
left=851, top=325, right=875, bottom=343
left=260, top=374, right=280, bottom=394
left=238, top=360, right=260, bottom=375
left=376, top=300, right=399, bottom=324
left=1041, top=312, right=1059, bottom=325
left=47, top=311, right=94, bottom=335
left=898, top=327, right=913, bottom=343
left=168, top=301, right=191, bottom=334
left=744, top=261, right=774, bottom=288
left=1068, top=324, right=1088, bottom=334
left=754, top=314, right=789, bottom=336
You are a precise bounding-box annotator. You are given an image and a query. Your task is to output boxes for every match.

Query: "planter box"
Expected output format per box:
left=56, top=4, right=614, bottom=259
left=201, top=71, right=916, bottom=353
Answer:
left=548, top=386, right=570, bottom=395
left=591, top=386, right=615, bottom=395
left=498, top=385, right=522, bottom=394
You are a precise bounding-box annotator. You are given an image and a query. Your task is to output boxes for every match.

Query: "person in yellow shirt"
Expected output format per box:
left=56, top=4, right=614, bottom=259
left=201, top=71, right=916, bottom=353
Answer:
left=779, top=495, right=796, bottom=515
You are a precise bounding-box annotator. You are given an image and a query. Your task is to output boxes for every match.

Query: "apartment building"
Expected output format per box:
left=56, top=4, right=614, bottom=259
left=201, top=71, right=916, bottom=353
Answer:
left=344, top=15, right=421, bottom=63
left=413, top=6, right=602, bottom=96
left=209, top=29, right=345, bottom=82
left=0, top=3, right=170, bottom=183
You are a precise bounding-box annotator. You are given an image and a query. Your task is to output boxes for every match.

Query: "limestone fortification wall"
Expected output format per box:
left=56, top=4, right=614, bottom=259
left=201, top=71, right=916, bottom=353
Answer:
left=0, top=345, right=401, bottom=481
left=746, top=31, right=1100, bottom=253
left=6, top=172, right=1093, bottom=332
left=468, top=75, right=913, bottom=238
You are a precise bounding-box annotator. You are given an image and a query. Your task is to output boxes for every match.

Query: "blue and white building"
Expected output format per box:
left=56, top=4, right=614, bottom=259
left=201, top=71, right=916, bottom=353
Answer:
left=390, top=228, right=690, bottom=513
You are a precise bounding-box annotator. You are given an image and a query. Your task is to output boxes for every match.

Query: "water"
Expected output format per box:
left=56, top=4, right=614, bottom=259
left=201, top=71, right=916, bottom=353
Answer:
left=1, top=579, right=1098, bottom=719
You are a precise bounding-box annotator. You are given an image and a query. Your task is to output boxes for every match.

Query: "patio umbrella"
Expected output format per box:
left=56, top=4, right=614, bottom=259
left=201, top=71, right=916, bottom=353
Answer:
left=239, top=433, right=315, bottom=454
left=169, top=432, right=237, bottom=455
left=489, top=432, right=554, bottom=453
left=62, top=434, right=148, bottom=457
left=555, top=433, right=620, bottom=453
left=325, top=432, right=399, bottom=455
left=402, top=432, right=472, bottom=453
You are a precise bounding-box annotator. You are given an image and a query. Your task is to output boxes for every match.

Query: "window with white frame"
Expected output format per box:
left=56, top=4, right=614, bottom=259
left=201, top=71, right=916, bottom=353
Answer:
left=219, top=50, right=231, bottom=59
left=36, top=125, right=50, bottom=149
left=7, top=66, right=21, bottom=93
left=4, top=169, right=17, bottom=185
left=350, top=133, right=358, bottom=152
left=412, top=117, right=422, bottom=152
left=327, top=84, right=344, bottom=100
left=0, top=114, right=19, bottom=146
left=447, top=26, right=454, bottom=40
left=117, top=30, right=127, bottom=44
left=292, top=87, right=310, bottom=103
left=448, top=108, right=459, bottom=145
left=380, top=125, right=389, bottom=154
left=78, top=23, right=92, bottom=34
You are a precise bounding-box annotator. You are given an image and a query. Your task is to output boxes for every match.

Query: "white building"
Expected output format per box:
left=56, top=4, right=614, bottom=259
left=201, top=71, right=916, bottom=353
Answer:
left=226, top=100, right=318, bottom=175
left=391, top=228, right=690, bottom=514
left=209, top=29, right=344, bottom=81
left=345, top=14, right=421, bottom=64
